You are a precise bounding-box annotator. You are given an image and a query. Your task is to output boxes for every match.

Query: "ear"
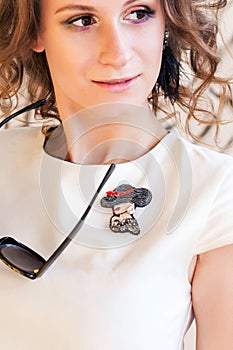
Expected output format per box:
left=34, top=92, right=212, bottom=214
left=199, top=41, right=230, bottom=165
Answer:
left=31, top=36, right=45, bottom=53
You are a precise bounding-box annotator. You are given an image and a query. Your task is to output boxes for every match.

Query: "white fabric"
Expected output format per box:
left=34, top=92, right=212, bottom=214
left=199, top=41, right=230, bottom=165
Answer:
left=0, top=126, right=233, bottom=350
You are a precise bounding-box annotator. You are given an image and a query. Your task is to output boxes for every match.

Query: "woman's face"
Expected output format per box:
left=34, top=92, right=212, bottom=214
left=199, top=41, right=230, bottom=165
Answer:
left=35, top=0, right=165, bottom=116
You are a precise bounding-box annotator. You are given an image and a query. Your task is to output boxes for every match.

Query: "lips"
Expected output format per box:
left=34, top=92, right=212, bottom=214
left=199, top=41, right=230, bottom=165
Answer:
left=92, top=75, right=140, bottom=92
left=95, top=77, right=135, bottom=85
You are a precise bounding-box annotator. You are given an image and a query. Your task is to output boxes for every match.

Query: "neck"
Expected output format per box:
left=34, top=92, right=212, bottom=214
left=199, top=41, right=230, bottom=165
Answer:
left=57, top=103, right=167, bottom=165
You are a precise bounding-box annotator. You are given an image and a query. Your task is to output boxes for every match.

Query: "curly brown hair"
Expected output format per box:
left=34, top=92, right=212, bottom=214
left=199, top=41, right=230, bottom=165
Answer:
left=0, top=0, right=231, bottom=139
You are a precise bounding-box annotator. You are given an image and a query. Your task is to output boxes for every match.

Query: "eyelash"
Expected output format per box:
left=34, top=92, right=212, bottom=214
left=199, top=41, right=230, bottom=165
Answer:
left=63, top=6, right=156, bottom=30
left=64, top=14, right=97, bottom=29
left=125, top=7, right=156, bottom=24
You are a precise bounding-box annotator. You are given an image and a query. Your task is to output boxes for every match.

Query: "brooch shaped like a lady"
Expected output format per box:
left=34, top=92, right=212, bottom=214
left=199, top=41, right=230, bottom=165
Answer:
left=101, top=184, right=152, bottom=235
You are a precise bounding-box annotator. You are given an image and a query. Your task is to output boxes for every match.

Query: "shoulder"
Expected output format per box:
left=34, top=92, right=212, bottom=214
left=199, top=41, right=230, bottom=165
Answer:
left=162, top=130, right=233, bottom=191
left=181, top=134, right=233, bottom=169
left=0, top=125, right=43, bottom=143
left=178, top=134, right=233, bottom=254
left=173, top=132, right=233, bottom=190
left=163, top=130, right=233, bottom=167
left=0, top=126, right=44, bottom=156
left=0, top=126, right=44, bottom=174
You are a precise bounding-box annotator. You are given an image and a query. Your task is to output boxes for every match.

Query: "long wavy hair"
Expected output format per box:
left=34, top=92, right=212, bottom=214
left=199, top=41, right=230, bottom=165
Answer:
left=0, top=0, right=231, bottom=140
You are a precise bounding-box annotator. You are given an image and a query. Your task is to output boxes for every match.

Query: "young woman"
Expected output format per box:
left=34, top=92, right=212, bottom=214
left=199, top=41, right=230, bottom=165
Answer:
left=0, top=0, right=233, bottom=349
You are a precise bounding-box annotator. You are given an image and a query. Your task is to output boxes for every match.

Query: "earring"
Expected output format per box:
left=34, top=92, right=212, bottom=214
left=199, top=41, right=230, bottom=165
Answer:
left=155, top=29, right=180, bottom=103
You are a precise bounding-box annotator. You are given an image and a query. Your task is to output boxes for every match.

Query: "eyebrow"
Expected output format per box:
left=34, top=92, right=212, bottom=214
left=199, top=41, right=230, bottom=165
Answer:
left=55, top=4, right=96, bottom=14
left=55, top=0, right=140, bottom=15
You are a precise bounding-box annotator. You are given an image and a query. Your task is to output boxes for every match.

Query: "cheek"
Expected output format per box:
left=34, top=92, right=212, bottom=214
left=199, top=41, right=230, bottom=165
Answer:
left=146, top=35, right=164, bottom=68
left=42, top=30, right=85, bottom=70
left=44, top=39, right=88, bottom=86
left=149, top=45, right=163, bottom=78
left=138, top=41, right=163, bottom=91
left=134, top=23, right=164, bottom=79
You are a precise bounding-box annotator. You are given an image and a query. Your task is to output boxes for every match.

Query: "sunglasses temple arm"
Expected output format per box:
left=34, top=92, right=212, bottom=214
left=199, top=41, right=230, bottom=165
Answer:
left=36, top=163, right=116, bottom=278
left=0, top=99, right=46, bottom=128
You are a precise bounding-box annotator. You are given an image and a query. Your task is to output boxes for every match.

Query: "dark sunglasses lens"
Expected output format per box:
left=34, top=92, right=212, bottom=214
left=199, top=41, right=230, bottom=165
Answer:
left=0, top=244, right=44, bottom=273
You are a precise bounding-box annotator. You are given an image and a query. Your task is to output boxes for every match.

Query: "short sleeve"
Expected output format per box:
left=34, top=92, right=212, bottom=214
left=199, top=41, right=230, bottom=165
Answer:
left=194, top=165, right=233, bottom=254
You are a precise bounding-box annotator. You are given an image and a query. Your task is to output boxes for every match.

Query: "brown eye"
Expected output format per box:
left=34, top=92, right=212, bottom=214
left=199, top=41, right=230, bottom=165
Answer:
left=133, top=10, right=146, bottom=20
left=124, top=8, right=155, bottom=24
left=66, top=15, right=96, bottom=27
left=78, top=16, right=93, bottom=26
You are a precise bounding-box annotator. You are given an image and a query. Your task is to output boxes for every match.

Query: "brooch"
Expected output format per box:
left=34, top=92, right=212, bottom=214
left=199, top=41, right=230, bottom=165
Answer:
left=101, top=184, right=152, bottom=235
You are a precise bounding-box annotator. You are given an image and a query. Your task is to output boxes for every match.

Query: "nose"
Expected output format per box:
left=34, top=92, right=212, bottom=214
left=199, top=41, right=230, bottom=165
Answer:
left=98, top=23, right=132, bottom=67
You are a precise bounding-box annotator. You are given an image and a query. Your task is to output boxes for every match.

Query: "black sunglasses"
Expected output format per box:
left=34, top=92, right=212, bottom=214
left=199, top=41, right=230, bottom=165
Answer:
left=0, top=100, right=115, bottom=279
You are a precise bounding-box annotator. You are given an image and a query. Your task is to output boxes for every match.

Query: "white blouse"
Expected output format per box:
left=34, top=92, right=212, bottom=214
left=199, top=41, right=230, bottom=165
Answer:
left=0, top=126, right=232, bottom=350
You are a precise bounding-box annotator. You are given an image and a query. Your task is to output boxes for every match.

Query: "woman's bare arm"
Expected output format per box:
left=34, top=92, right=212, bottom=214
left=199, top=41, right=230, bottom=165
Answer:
left=192, top=244, right=233, bottom=349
